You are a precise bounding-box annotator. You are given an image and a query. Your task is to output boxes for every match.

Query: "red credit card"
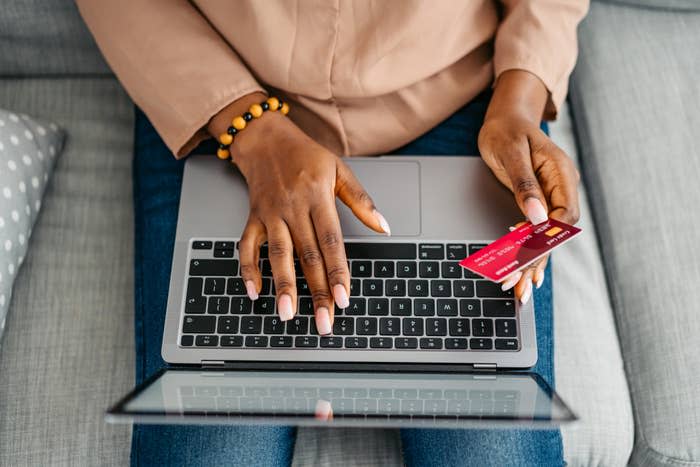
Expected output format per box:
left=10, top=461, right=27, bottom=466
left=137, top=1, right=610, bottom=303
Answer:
left=459, top=219, right=582, bottom=282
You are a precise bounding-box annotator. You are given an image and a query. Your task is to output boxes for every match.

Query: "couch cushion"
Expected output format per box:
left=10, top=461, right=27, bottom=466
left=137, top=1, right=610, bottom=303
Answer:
left=0, top=78, right=133, bottom=466
left=599, top=0, right=700, bottom=12
left=570, top=3, right=700, bottom=465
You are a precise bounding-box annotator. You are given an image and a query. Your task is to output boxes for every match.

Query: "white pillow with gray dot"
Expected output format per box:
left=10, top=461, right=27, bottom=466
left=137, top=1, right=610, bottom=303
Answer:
left=0, top=109, right=64, bottom=342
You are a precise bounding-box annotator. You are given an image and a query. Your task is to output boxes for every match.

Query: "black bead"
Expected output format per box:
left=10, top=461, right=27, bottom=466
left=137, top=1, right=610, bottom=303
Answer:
left=227, top=127, right=237, bottom=135
left=261, top=102, right=270, bottom=111
left=219, top=143, right=226, bottom=150
left=243, top=112, right=253, bottom=122
left=278, top=101, right=284, bottom=110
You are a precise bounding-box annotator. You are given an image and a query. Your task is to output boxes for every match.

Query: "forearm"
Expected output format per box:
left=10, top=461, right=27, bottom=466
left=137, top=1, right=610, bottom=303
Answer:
left=486, top=70, right=549, bottom=125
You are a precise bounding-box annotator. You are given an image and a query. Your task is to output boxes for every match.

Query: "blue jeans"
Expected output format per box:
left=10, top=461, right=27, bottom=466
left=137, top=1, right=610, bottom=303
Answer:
left=131, top=90, right=562, bottom=466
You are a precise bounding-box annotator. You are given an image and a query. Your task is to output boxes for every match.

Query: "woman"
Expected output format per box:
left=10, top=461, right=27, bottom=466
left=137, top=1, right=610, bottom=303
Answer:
left=78, top=1, right=587, bottom=465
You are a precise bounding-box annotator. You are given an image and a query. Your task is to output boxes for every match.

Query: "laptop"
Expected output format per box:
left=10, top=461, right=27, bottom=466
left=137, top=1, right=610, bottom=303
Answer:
left=107, top=155, right=576, bottom=428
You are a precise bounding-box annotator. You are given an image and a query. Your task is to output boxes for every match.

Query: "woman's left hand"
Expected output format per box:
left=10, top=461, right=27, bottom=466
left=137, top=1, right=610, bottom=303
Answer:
left=478, top=70, right=580, bottom=304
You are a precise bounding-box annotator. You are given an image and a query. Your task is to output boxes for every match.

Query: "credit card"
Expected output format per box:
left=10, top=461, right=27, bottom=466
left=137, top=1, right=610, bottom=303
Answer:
left=459, top=219, right=582, bottom=282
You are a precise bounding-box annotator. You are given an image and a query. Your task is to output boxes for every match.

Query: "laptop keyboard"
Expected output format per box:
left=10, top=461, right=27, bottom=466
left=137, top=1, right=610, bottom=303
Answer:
left=179, top=240, right=519, bottom=351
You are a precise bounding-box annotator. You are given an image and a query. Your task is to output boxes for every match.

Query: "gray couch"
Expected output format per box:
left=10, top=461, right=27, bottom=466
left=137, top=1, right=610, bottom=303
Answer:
left=0, top=1, right=698, bottom=466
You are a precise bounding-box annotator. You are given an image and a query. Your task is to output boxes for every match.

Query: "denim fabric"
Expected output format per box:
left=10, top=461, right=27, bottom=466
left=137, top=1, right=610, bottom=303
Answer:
left=131, top=89, right=561, bottom=466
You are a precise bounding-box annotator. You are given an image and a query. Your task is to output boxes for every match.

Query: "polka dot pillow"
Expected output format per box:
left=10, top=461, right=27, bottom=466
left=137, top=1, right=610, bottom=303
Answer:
left=0, top=109, right=64, bottom=341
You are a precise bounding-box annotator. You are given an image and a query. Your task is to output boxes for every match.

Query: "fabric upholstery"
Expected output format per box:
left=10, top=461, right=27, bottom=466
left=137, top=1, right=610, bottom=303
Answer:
left=0, top=109, right=64, bottom=342
left=0, top=78, right=133, bottom=467
left=570, top=3, right=700, bottom=465
left=599, top=0, right=700, bottom=12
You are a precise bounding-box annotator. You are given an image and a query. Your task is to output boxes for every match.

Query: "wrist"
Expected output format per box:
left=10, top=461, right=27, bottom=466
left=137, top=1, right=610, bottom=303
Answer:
left=207, top=91, right=268, bottom=139
left=485, top=70, right=548, bottom=125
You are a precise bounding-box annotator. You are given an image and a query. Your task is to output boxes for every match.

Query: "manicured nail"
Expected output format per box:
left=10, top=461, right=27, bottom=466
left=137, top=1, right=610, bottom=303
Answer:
left=535, top=271, right=545, bottom=289
left=333, top=284, right=350, bottom=309
left=501, top=271, right=522, bottom=291
left=245, top=280, right=259, bottom=301
left=508, top=226, right=516, bottom=232
left=373, top=210, right=391, bottom=235
left=315, top=307, right=332, bottom=335
left=314, top=399, right=333, bottom=421
left=520, top=281, right=532, bottom=305
left=278, top=294, right=294, bottom=321
left=524, top=198, right=548, bottom=225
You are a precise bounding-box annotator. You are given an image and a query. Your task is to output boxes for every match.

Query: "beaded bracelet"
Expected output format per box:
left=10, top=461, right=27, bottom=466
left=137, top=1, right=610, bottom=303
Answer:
left=216, top=96, right=290, bottom=160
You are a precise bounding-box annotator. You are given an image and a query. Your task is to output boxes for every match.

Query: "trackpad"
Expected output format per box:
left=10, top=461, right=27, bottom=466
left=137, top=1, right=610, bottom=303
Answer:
left=336, top=160, right=421, bottom=237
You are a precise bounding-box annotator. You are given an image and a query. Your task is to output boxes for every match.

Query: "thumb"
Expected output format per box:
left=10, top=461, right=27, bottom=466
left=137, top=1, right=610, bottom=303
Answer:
left=335, top=160, right=391, bottom=235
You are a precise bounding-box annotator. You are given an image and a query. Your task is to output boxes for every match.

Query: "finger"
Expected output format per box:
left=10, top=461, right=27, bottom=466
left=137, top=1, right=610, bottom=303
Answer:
left=534, top=144, right=581, bottom=225
left=335, top=159, right=391, bottom=235
left=515, top=267, right=535, bottom=305
left=238, top=217, right=266, bottom=300
left=289, top=217, right=334, bottom=336
left=499, top=270, right=523, bottom=291
left=532, top=255, right=549, bottom=289
left=314, top=400, right=333, bottom=421
left=311, top=198, right=350, bottom=314
left=265, top=220, right=297, bottom=321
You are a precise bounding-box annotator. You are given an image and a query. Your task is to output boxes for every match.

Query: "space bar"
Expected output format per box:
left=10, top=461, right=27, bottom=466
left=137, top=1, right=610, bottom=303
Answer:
left=344, top=243, right=417, bottom=259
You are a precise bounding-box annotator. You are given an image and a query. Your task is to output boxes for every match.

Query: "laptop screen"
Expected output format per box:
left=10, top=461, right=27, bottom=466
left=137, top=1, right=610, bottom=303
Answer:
left=107, top=369, right=575, bottom=428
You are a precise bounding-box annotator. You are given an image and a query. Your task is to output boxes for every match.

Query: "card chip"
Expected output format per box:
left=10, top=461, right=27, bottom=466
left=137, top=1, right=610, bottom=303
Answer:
left=545, top=226, right=563, bottom=237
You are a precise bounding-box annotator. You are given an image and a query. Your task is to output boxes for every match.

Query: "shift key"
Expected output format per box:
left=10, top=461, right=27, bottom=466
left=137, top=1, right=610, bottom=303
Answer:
left=189, top=259, right=238, bottom=276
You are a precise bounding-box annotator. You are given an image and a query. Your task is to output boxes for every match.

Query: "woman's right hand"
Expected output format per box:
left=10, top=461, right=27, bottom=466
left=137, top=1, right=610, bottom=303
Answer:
left=208, top=93, right=390, bottom=336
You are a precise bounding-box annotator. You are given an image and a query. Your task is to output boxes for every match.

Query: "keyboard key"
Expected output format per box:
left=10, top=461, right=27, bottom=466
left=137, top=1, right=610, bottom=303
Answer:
left=385, top=279, right=406, bottom=296
left=298, top=297, right=314, bottom=315
left=189, top=259, right=238, bottom=276
left=472, top=319, right=494, bottom=337
left=260, top=278, right=272, bottom=295
left=420, top=337, right=443, bottom=349
left=346, top=298, right=366, bottom=315
left=270, top=336, right=293, bottom=347
left=408, top=280, right=429, bottom=297
left=351, top=261, right=372, bottom=277
left=390, top=298, right=412, bottom=316
left=374, top=261, right=394, bottom=277
left=379, top=317, right=400, bottom=335
left=430, top=280, right=451, bottom=297
left=230, top=297, right=253, bottom=314
left=345, top=243, right=417, bottom=259
left=437, top=299, right=458, bottom=316
left=470, top=338, right=493, bottom=350
left=357, top=317, right=378, bottom=335
left=195, top=335, right=218, bottom=347
left=468, top=243, right=488, bottom=255
left=483, top=299, right=516, bottom=317
left=217, top=316, right=239, bottom=334
left=441, top=262, right=462, bottom=278
left=414, top=298, right=435, bottom=316
left=419, top=261, right=439, bottom=278
left=495, top=339, right=519, bottom=350
left=396, top=261, right=417, bottom=278
left=245, top=336, right=268, bottom=347
left=225, top=278, right=245, bottom=295
left=403, top=318, right=424, bottom=336
left=204, top=277, right=226, bottom=295
left=446, top=244, right=467, bottom=260
left=464, top=268, right=482, bottom=279
left=221, top=335, right=243, bottom=347
left=263, top=316, right=285, bottom=334
left=254, top=297, right=275, bottom=314
left=296, top=279, right=311, bottom=296
left=476, top=281, right=514, bottom=298
left=362, top=279, right=383, bottom=296
left=445, top=338, right=468, bottom=349
left=453, top=280, right=475, bottom=297
left=213, top=248, right=234, bottom=258
left=333, top=317, right=354, bottom=335
left=287, top=317, right=309, bottom=334
left=426, top=318, right=447, bottom=336
left=185, top=296, right=206, bottom=314
left=349, top=279, right=361, bottom=296
left=214, top=241, right=235, bottom=250
left=187, top=277, right=203, bottom=299
left=295, top=336, right=318, bottom=348
left=261, top=259, right=273, bottom=277
left=240, top=316, right=262, bottom=334
left=395, top=337, right=418, bottom=349
left=180, top=335, right=194, bottom=346
left=192, top=240, right=213, bottom=249
left=368, top=298, right=389, bottom=316
left=370, top=337, right=393, bottom=348
left=460, top=299, right=481, bottom=316
left=320, top=336, right=343, bottom=348
left=419, top=244, right=444, bottom=260
left=207, top=296, right=229, bottom=314
left=345, top=336, right=368, bottom=348
left=449, top=318, right=470, bottom=336
left=495, top=319, right=518, bottom=337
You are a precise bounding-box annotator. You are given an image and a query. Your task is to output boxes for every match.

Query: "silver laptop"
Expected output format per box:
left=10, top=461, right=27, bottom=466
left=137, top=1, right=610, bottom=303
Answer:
left=107, top=155, right=576, bottom=427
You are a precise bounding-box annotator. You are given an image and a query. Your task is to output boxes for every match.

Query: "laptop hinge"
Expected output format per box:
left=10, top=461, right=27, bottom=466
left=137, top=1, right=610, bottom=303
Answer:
left=473, top=363, right=497, bottom=371
left=201, top=360, right=226, bottom=368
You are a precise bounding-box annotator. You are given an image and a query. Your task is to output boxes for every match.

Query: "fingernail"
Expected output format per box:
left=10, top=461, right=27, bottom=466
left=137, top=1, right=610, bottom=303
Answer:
left=333, top=284, right=350, bottom=309
left=535, top=271, right=545, bottom=289
left=501, top=271, right=522, bottom=291
left=315, top=307, right=332, bottom=335
left=278, top=294, right=294, bottom=321
left=508, top=226, right=516, bottom=232
left=524, top=198, right=548, bottom=225
left=314, top=399, right=333, bottom=421
left=245, top=280, right=259, bottom=301
left=520, top=281, right=533, bottom=305
left=373, top=210, right=391, bottom=236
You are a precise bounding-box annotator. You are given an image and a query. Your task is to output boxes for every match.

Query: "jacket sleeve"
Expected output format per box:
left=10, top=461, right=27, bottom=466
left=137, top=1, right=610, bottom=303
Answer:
left=76, top=0, right=265, bottom=157
left=494, top=0, right=589, bottom=119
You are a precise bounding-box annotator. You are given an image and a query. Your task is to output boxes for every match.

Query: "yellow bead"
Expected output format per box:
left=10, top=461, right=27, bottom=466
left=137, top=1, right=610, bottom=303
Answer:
left=232, top=116, right=247, bottom=130
left=280, top=102, right=290, bottom=115
left=249, top=104, right=263, bottom=118
left=219, top=133, right=233, bottom=145
left=266, top=97, right=279, bottom=111
left=216, top=148, right=230, bottom=160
